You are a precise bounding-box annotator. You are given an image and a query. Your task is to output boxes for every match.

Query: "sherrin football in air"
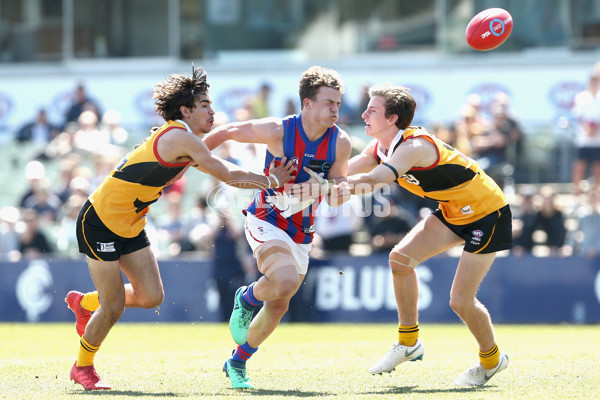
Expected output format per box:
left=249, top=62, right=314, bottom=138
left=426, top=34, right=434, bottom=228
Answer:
left=466, top=8, right=513, bottom=51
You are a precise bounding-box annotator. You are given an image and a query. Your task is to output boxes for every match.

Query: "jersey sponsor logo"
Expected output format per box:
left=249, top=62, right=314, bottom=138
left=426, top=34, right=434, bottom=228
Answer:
left=460, top=205, right=474, bottom=215
left=96, top=242, right=116, bottom=252
left=401, top=173, right=420, bottom=185
left=304, top=153, right=315, bottom=157
left=307, top=159, right=331, bottom=173
left=303, top=225, right=315, bottom=234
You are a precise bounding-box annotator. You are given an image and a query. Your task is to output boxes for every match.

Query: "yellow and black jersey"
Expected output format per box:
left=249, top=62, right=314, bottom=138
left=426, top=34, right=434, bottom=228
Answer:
left=89, top=120, right=192, bottom=238
left=375, top=127, right=508, bottom=225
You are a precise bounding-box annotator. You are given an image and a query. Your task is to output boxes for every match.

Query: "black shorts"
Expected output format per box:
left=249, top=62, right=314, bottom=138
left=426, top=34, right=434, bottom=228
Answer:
left=434, top=204, right=513, bottom=254
left=76, top=200, right=150, bottom=261
left=576, top=147, right=600, bottom=163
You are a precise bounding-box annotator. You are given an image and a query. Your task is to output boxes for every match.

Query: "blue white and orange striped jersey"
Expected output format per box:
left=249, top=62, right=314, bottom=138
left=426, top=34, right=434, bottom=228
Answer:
left=244, top=114, right=339, bottom=244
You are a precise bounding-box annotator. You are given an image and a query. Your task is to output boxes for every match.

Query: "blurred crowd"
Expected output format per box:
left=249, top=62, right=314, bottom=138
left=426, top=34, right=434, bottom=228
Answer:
left=1, top=73, right=600, bottom=266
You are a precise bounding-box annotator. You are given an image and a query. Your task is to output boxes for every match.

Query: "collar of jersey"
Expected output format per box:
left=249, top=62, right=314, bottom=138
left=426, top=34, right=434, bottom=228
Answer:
left=175, top=119, right=193, bottom=133
left=377, top=128, right=405, bottom=162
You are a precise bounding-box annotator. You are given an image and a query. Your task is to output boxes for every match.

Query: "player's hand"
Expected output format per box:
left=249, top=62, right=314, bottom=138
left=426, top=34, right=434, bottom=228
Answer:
left=287, top=167, right=329, bottom=201
left=268, top=157, right=296, bottom=188
left=328, top=181, right=352, bottom=207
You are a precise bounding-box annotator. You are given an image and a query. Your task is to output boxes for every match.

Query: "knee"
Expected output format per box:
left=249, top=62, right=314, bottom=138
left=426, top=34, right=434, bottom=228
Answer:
left=274, top=277, right=299, bottom=299
left=265, top=300, right=290, bottom=318
left=389, top=249, right=418, bottom=275
left=102, top=302, right=125, bottom=323
left=140, top=290, right=164, bottom=308
left=449, top=296, right=473, bottom=316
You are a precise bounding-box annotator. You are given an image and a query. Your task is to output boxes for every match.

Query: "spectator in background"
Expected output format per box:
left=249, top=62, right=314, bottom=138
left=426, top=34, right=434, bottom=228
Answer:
left=571, top=72, right=600, bottom=195
left=490, top=93, right=524, bottom=172
left=452, top=103, right=480, bottom=157
left=511, top=186, right=537, bottom=256
left=73, top=110, right=126, bottom=158
left=314, top=195, right=363, bottom=253
left=369, top=201, right=414, bottom=253
left=185, top=196, right=217, bottom=252
left=247, top=83, right=271, bottom=119
left=18, top=208, right=53, bottom=259
left=0, top=206, right=20, bottom=261
left=55, top=194, right=87, bottom=258
left=15, top=108, right=59, bottom=146
left=531, top=186, right=568, bottom=256
left=212, top=209, right=255, bottom=322
left=19, top=160, right=47, bottom=208
left=22, top=183, right=62, bottom=223
left=55, top=155, right=83, bottom=204
left=155, top=192, right=188, bottom=257
left=575, top=187, right=600, bottom=258
left=284, top=98, right=297, bottom=116
left=64, top=83, right=101, bottom=127
left=100, top=110, right=129, bottom=146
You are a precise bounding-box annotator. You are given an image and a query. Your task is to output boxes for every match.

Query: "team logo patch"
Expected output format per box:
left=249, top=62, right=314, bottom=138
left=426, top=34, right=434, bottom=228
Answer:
left=97, top=242, right=116, bottom=252
left=472, top=230, right=484, bottom=238
left=291, top=157, right=300, bottom=167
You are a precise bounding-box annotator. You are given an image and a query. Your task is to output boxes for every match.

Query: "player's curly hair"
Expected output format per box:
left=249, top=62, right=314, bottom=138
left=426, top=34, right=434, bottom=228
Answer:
left=153, top=66, right=210, bottom=121
left=368, top=83, right=416, bottom=129
left=298, top=66, right=345, bottom=109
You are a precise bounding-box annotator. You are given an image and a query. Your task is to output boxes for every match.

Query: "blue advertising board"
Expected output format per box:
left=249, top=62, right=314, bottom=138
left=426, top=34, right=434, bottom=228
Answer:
left=1, top=255, right=599, bottom=324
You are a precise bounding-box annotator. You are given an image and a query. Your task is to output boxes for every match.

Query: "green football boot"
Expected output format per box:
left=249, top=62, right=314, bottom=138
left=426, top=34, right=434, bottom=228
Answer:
left=223, top=358, right=254, bottom=389
left=229, top=286, right=255, bottom=345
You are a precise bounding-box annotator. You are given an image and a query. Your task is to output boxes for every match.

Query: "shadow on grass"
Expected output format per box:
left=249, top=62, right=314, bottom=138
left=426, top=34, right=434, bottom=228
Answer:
left=69, top=390, right=185, bottom=397
left=69, top=388, right=331, bottom=397
left=364, top=385, right=492, bottom=395
left=229, top=388, right=331, bottom=397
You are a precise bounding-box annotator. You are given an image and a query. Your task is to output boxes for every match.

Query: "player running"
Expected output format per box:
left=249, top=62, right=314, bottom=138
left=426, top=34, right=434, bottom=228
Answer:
left=65, top=66, right=295, bottom=390
left=302, top=82, right=511, bottom=386
left=203, top=65, right=352, bottom=389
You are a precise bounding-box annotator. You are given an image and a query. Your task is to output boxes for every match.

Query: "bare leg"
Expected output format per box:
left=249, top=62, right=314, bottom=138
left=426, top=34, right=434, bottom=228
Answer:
left=247, top=266, right=304, bottom=348
left=592, top=161, right=600, bottom=188
left=390, top=215, right=464, bottom=326
left=449, top=251, right=496, bottom=352
left=84, top=247, right=163, bottom=346
left=572, top=159, right=587, bottom=195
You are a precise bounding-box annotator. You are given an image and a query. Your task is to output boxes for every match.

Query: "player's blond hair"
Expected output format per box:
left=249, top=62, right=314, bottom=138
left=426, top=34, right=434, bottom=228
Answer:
left=298, top=66, right=345, bottom=109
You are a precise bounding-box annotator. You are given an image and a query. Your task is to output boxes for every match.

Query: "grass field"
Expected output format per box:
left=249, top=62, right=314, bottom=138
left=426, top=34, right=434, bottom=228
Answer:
left=1, top=322, right=599, bottom=400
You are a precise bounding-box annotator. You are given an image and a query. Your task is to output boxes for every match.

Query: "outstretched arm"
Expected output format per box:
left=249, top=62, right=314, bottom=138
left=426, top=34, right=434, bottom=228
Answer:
left=159, top=128, right=294, bottom=189
left=341, top=137, right=436, bottom=195
left=203, top=117, right=283, bottom=151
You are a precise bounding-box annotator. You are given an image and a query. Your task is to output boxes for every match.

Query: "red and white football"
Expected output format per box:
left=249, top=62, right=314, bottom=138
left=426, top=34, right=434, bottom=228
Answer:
left=466, top=8, right=513, bottom=51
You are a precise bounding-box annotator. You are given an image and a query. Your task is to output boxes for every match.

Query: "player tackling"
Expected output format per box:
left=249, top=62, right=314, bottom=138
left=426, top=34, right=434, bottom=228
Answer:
left=64, top=66, right=295, bottom=390
left=313, top=82, right=512, bottom=386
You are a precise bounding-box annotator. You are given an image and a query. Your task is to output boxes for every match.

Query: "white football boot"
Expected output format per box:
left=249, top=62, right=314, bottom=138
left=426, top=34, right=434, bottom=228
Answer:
left=369, top=339, right=425, bottom=375
left=454, top=353, right=509, bottom=386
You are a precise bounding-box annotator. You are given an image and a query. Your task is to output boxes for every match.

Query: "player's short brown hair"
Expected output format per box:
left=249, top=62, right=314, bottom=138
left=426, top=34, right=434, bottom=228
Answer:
left=369, top=83, right=416, bottom=129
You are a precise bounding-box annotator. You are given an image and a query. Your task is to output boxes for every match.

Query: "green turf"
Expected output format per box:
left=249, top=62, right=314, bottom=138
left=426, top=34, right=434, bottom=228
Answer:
left=1, top=322, right=599, bottom=399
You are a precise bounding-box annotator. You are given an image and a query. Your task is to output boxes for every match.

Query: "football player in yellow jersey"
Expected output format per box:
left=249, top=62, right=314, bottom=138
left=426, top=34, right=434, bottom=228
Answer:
left=64, top=66, right=295, bottom=390
left=333, top=83, right=512, bottom=386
